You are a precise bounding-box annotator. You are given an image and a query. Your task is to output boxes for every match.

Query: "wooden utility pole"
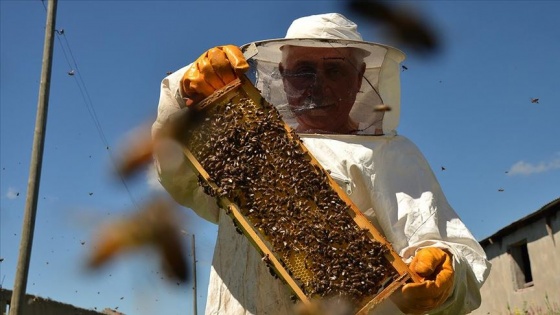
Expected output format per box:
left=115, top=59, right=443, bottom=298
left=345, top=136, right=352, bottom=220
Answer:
left=192, top=234, right=198, bottom=315
left=9, top=0, right=57, bottom=314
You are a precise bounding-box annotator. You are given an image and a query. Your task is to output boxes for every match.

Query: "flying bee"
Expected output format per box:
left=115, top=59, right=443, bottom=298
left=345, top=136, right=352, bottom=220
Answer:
left=294, top=297, right=354, bottom=315
left=348, top=0, right=439, bottom=55
left=373, top=104, right=392, bottom=112
left=114, top=111, right=191, bottom=179
left=113, top=123, right=157, bottom=179
left=87, top=195, right=189, bottom=282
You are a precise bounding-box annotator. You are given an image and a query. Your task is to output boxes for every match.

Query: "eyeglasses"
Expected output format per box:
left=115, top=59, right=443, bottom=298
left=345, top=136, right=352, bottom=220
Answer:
left=281, top=60, right=356, bottom=92
left=282, top=72, right=317, bottom=92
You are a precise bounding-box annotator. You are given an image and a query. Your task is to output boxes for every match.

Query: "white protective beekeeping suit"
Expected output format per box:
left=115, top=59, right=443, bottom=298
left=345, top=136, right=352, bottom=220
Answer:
left=152, top=13, right=491, bottom=315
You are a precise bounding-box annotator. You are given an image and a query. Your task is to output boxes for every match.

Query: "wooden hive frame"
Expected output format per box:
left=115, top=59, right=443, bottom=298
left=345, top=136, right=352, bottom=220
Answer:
left=176, top=75, right=420, bottom=314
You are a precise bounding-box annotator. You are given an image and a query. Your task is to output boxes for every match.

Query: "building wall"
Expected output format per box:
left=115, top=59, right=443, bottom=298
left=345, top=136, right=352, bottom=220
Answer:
left=473, top=213, right=560, bottom=314
left=1, top=289, right=103, bottom=315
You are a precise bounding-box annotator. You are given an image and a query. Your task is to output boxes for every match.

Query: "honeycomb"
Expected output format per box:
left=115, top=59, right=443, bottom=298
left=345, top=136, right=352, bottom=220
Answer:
left=178, top=77, right=413, bottom=313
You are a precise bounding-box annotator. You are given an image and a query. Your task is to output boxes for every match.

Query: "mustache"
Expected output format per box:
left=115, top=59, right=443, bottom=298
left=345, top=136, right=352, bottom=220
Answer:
left=288, top=97, right=333, bottom=114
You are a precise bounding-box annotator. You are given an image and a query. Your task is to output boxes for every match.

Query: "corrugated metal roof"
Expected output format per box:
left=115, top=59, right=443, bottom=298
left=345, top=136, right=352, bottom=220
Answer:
left=479, top=198, right=560, bottom=246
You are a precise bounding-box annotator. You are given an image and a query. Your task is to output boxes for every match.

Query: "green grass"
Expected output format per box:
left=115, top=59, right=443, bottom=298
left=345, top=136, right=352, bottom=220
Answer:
left=506, top=294, right=560, bottom=315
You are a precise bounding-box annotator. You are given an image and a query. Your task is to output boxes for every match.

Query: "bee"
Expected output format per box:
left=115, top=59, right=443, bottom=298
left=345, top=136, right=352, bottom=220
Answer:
left=348, top=0, right=439, bottom=54
left=530, top=98, right=539, bottom=104
left=262, top=254, right=271, bottom=265
left=373, top=104, right=392, bottom=112
left=114, top=110, right=192, bottom=180
left=87, top=195, right=188, bottom=282
left=294, top=297, right=354, bottom=315
left=113, top=124, right=156, bottom=179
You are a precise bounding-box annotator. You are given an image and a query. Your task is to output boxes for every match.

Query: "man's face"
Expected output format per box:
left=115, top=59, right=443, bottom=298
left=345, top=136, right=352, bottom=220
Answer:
left=279, top=46, right=365, bottom=133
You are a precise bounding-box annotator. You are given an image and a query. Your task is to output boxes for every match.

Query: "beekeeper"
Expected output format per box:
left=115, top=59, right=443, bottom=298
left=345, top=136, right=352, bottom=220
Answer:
left=152, top=13, right=490, bottom=315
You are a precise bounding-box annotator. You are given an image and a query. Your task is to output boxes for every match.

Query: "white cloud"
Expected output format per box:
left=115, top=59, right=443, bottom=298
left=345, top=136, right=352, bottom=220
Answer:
left=508, top=154, right=560, bottom=176
left=6, top=187, right=20, bottom=199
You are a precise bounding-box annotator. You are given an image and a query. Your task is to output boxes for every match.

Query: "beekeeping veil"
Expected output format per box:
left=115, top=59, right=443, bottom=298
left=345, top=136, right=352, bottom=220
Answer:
left=241, top=13, right=405, bottom=135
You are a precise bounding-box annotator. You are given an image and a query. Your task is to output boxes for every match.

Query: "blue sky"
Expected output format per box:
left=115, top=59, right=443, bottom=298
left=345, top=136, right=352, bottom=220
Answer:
left=1, top=1, right=559, bottom=314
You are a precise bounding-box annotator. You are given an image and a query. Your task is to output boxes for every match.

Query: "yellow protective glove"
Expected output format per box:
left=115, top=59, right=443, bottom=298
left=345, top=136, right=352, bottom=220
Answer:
left=393, top=247, right=455, bottom=314
left=181, top=45, right=249, bottom=106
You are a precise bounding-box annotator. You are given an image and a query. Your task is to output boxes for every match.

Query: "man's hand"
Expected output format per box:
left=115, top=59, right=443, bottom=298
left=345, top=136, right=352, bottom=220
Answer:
left=181, top=45, right=249, bottom=106
left=393, top=247, right=455, bottom=314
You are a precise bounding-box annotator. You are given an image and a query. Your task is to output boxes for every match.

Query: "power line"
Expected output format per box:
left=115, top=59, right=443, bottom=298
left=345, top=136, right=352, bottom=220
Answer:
left=55, top=31, right=110, bottom=148
left=40, top=1, right=138, bottom=208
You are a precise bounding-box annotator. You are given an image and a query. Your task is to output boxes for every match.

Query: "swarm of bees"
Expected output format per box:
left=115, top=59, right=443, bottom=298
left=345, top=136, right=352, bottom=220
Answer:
left=182, top=93, right=398, bottom=310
